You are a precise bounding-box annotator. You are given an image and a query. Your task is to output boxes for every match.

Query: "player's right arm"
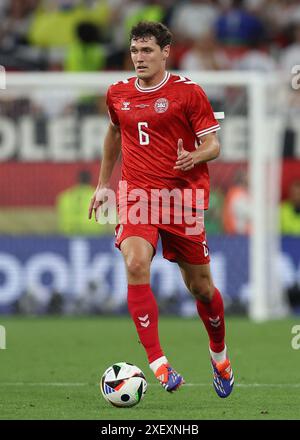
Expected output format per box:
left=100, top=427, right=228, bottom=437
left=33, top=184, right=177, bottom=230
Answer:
left=88, top=122, right=121, bottom=220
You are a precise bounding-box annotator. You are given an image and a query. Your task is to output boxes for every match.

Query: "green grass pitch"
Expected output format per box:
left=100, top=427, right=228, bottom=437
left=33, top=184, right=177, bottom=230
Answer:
left=0, top=316, right=299, bottom=420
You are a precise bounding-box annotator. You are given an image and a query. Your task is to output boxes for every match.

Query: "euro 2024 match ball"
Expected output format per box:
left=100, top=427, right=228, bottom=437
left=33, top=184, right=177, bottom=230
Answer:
left=100, top=362, right=147, bottom=407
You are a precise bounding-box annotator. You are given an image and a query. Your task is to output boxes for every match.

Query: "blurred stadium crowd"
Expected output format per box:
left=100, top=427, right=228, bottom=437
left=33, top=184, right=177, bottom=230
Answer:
left=0, top=0, right=299, bottom=73
left=0, top=0, right=299, bottom=237
left=0, top=0, right=300, bottom=315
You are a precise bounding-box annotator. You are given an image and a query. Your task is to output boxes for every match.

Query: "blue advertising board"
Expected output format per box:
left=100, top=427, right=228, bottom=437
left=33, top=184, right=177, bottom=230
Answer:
left=0, top=236, right=299, bottom=314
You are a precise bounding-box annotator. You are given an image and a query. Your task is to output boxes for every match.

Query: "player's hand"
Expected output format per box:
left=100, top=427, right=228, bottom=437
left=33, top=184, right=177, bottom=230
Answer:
left=173, top=138, right=195, bottom=171
left=88, top=186, right=109, bottom=221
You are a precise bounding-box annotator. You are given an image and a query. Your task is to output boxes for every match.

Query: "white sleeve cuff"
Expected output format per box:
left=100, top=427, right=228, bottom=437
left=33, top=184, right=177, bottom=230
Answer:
left=196, top=124, right=220, bottom=137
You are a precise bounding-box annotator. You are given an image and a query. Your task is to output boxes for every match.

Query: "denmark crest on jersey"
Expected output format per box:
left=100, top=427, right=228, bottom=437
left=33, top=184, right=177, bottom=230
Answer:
left=154, top=98, right=169, bottom=113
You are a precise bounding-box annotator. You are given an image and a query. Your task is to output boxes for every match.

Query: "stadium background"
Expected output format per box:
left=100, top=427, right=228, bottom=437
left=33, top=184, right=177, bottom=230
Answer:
left=1, top=0, right=300, bottom=421
left=0, top=0, right=299, bottom=317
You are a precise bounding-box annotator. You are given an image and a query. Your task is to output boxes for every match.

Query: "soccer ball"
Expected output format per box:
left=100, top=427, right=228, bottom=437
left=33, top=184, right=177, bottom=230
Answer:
left=100, top=362, right=147, bottom=408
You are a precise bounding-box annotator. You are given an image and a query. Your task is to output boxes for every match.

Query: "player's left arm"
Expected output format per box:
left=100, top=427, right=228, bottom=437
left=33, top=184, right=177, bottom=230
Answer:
left=174, top=133, right=220, bottom=172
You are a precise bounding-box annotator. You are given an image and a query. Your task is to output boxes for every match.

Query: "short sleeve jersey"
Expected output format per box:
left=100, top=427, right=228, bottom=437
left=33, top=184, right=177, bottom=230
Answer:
left=106, top=72, right=220, bottom=209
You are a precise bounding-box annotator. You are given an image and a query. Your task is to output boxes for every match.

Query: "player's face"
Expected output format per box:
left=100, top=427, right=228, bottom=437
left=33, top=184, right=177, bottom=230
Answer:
left=130, top=37, right=170, bottom=82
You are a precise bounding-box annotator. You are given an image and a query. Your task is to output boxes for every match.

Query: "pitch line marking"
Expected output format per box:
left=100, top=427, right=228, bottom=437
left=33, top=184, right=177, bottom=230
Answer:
left=0, top=382, right=300, bottom=388
left=0, top=382, right=89, bottom=387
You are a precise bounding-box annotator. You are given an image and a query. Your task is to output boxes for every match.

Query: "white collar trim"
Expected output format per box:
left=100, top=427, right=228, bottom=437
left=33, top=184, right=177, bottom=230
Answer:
left=135, top=72, right=170, bottom=93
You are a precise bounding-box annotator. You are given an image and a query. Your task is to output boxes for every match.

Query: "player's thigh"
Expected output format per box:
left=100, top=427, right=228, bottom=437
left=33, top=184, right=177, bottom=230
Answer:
left=160, top=227, right=210, bottom=266
left=116, top=223, right=159, bottom=280
left=120, top=236, right=154, bottom=282
left=115, top=223, right=158, bottom=254
left=160, top=228, right=214, bottom=299
left=121, top=236, right=154, bottom=266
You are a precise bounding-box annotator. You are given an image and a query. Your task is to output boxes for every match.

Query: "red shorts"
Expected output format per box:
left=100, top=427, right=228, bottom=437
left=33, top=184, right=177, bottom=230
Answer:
left=115, top=223, right=210, bottom=265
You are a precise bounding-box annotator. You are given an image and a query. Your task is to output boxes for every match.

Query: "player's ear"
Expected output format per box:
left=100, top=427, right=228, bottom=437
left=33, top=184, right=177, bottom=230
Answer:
left=162, top=45, right=170, bottom=60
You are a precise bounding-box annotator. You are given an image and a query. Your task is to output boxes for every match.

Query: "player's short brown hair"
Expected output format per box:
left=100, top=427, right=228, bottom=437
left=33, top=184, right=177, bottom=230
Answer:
left=130, top=21, right=172, bottom=49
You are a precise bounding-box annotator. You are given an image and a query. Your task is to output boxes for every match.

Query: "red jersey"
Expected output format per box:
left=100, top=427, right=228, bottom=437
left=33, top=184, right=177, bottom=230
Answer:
left=106, top=72, right=220, bottom=210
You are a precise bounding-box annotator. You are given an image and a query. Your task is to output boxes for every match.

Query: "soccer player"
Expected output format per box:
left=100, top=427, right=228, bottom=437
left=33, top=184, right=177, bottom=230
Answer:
left=89, top=21, right=234, bottom=397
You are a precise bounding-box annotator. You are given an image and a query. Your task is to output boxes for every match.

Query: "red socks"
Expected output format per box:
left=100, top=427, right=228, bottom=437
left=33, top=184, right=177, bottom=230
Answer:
left=196, top=287, right=225, bottom=353
left=127, top=284, right=164, bottom=363
left=127, top=284, right=225, bottom=362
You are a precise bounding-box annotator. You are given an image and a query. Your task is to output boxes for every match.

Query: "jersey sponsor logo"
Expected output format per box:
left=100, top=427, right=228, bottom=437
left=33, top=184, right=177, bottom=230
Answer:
left=121, top=101, right=130, bottom=111
left=154, top=98, right=169, bottom=113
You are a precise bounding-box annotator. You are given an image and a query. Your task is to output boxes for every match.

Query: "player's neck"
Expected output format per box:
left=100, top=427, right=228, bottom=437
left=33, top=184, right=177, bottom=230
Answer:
left=137, top=70, right=167, bottom=89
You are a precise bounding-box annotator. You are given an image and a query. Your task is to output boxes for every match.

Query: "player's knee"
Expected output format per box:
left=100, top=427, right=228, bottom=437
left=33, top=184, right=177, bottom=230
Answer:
left=126, top=256, right=150, bottom=280
left=189, top=278, right=214, bottom=302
